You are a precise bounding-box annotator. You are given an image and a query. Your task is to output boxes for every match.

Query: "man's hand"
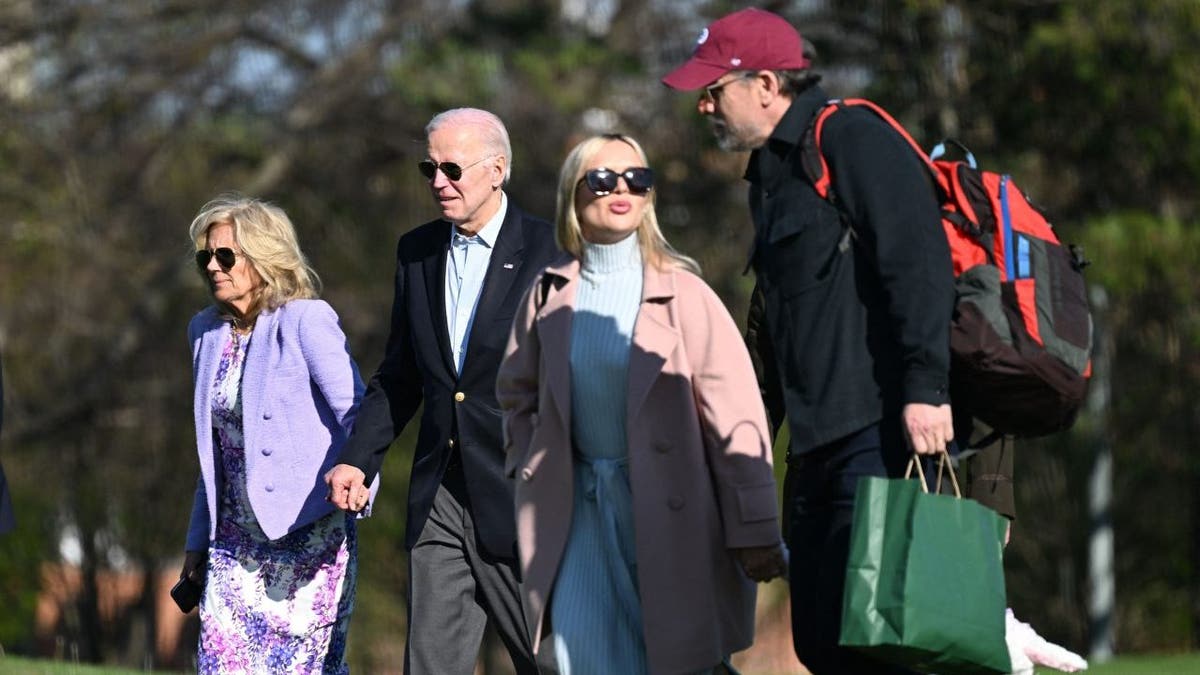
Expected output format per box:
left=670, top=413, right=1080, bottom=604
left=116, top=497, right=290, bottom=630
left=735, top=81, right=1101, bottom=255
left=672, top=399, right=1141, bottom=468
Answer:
left=324, top=464, right=369, bottom=512
left=733, top=543, right=788, bottom=583
left=902, top=402, right=954, bottom=455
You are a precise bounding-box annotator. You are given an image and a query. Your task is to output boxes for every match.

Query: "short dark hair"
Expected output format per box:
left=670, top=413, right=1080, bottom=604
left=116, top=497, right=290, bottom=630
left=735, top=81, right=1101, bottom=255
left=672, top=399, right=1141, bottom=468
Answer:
left=775, top=69, right=822, bottom=97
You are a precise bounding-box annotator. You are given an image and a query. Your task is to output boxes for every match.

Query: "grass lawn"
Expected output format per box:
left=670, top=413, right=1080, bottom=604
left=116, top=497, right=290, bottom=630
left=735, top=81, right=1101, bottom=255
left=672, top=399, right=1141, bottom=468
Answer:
left=0, top=655, right=178, bottom=674
left=1038, top=652, right=1200, bottom=674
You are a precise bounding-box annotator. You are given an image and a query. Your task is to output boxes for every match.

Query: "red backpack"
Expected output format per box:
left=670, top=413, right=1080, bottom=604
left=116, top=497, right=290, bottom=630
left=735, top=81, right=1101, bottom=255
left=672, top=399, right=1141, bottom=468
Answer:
left=802, top=99, right=1093, bottom=438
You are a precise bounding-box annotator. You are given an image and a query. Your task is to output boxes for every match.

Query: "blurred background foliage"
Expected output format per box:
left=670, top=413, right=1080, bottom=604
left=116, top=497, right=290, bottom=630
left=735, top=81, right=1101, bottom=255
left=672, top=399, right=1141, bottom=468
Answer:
left=1, top=0, right=1199, bottom=671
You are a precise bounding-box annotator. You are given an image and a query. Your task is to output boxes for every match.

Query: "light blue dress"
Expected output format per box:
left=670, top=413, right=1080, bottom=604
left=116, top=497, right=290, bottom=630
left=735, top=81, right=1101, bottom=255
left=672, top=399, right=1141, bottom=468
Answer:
left=553, top=234, right=647, bottom=675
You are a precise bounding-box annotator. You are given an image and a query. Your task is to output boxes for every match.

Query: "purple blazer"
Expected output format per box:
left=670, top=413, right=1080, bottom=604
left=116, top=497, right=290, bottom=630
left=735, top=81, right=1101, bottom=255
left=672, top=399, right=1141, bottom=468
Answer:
left=185, top=299, right=369, bottom=550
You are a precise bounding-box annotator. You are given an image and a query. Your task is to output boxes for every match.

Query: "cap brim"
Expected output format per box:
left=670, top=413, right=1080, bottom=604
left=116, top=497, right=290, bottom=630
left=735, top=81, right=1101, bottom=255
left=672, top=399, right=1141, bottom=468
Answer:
left=661, top=58, right=730, bottom=91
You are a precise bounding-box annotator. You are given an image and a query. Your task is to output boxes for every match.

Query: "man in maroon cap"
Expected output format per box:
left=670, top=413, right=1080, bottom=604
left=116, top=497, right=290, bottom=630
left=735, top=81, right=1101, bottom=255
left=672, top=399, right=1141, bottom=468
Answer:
left=664, top=8, right=956, bottom=674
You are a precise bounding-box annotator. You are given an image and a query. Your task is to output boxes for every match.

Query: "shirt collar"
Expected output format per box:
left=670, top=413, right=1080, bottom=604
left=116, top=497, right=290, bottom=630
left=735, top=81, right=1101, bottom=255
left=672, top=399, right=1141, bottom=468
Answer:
left=450, top=191, right=507, bottom=248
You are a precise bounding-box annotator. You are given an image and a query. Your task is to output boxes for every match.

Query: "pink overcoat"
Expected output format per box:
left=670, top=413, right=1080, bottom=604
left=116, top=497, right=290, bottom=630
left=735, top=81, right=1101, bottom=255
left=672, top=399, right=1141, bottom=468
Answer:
left=496, top=254, right=782, bottom=675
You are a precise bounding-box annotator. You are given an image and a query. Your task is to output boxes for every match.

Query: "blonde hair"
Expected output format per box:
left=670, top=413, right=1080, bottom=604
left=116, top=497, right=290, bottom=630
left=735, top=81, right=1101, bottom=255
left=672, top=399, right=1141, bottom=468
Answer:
left=188, top=195, right=321, bottom=324
left=554, top=134, right=699, bottom=273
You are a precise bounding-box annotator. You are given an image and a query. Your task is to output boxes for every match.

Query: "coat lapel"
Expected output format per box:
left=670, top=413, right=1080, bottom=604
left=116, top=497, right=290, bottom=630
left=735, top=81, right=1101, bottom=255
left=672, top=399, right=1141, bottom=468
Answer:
left=193, top=317, right=227, bottom=442
left=240, top=307, right=281, bottom=430
left=627, top=265, right=679, bottom=422
left=422, top=225, right=457, bottom=375
left=536, top=256, right=580, bottom=436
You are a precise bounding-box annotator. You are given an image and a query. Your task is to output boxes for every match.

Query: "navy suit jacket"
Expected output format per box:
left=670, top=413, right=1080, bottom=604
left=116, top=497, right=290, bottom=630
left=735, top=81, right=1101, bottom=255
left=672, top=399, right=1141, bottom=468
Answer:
left=337, top=201, right=558, bottom=559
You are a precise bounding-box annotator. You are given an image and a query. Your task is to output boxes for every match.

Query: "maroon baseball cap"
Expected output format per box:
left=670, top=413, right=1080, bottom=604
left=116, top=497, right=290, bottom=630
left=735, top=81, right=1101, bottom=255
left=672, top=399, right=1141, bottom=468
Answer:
left=662, top=8, right=809, bottom=91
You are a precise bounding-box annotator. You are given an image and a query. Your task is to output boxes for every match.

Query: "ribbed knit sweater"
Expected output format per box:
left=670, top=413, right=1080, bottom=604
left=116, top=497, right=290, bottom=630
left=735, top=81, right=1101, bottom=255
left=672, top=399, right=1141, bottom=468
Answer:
left=553, top=232, right=649, bottom=674
left=569, top=232, right=644, bottom=459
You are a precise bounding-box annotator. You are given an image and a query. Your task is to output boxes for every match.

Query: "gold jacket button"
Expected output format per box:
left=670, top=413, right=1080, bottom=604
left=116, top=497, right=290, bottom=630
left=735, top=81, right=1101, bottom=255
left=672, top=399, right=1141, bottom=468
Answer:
left=454, top=392, right=466, bottom=402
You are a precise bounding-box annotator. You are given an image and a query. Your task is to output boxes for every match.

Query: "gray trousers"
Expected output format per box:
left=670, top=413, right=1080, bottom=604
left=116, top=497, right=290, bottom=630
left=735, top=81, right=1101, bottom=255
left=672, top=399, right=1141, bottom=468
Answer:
left=404, top=481, right=544, bottom=675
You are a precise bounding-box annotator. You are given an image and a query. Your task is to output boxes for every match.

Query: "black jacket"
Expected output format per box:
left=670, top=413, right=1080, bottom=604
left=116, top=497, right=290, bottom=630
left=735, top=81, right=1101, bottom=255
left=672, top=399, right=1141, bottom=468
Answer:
left=745, top=85, right=954, bottom=455
left=337, top=202, right=559, bottom=559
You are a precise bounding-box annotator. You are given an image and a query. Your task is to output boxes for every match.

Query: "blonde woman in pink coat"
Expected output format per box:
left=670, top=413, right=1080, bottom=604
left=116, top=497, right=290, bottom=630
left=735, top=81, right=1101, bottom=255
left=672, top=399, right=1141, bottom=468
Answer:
left=497, top=134, right=787, bottom=675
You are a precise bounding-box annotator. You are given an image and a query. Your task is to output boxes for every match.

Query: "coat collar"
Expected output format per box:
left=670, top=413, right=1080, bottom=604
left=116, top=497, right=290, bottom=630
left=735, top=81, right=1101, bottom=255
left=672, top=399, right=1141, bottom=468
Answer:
left=537, top=253, right=681, bottom=429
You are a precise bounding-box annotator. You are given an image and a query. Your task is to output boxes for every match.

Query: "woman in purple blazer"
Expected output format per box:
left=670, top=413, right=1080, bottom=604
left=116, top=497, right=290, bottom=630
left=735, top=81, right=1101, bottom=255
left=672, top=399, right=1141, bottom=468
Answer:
left=180, top=195, right=369, bottom=674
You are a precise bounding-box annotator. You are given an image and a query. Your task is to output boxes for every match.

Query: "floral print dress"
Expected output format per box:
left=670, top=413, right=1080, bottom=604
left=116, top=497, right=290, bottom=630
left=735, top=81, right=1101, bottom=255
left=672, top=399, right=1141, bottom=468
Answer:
left=197, top=327, right=357, bottom=674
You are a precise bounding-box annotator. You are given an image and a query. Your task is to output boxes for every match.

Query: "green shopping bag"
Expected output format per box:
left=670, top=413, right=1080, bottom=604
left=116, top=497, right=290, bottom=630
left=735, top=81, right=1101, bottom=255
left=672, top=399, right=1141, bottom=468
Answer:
left=839, top=452, right=1012, bottom=674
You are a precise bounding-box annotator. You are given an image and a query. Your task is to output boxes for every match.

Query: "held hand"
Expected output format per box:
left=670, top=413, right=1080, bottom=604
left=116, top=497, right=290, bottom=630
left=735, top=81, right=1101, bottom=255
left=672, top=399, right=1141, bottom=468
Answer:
left=324, top=463, right=368, bottom=512
left=181, top=549, right=207, bottom=585
left=902, top=402, right=954, bottom=456
left=733, top=543, right=788, bottom=583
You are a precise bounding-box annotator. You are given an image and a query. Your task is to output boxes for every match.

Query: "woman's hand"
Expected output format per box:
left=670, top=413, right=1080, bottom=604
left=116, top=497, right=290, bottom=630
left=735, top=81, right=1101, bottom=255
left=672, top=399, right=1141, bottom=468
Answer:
left=181, top=549, right=207, bottom=585
left=733, top=543, right=788, bottom=583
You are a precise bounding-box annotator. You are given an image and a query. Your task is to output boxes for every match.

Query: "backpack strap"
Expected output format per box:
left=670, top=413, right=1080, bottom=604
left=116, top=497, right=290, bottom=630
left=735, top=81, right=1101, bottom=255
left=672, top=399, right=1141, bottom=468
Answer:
left=801, top=98, right=951, bottom=203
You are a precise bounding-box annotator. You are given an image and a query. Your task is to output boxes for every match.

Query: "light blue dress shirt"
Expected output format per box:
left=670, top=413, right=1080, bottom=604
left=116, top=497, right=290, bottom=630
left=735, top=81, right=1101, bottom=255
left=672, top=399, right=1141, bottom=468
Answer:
left=445, top=193, right=507, bottom=374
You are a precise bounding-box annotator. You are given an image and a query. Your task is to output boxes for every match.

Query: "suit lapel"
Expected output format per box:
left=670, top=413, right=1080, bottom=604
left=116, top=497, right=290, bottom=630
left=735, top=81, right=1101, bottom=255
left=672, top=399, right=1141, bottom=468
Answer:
left=462, top=204, right=525, bottom=373
left=422, top=225, right=457, bottom=375
left=627, top=265, right=679, bottom=422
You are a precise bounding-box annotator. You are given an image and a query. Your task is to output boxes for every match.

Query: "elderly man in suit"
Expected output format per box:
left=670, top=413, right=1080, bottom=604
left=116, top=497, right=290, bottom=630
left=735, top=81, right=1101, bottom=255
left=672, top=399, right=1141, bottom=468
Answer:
left=325, top=108, right=558, bottom=675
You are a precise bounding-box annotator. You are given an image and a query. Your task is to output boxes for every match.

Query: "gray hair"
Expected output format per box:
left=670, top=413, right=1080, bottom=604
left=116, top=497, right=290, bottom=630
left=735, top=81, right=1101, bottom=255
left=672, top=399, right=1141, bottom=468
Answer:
left=425, top=108, right=513, bottom=184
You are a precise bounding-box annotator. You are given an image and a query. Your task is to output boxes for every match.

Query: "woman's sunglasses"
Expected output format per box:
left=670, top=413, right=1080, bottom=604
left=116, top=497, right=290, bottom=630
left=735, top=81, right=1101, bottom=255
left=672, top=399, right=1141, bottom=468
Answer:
left=580, top=167, right=654, bottom=196
left=417, top=155, right=492, bottom=181
left=195, top=247, right=239, bottom=271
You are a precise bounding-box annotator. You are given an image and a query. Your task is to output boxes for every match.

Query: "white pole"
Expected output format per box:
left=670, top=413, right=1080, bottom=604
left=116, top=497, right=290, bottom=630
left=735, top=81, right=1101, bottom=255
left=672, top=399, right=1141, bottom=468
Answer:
left=1087, top=285, right=1114, bottom=663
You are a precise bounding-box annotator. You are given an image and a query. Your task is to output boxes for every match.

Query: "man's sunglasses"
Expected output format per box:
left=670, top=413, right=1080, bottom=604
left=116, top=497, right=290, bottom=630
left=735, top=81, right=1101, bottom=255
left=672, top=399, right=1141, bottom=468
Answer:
left=195, top=247, right=239, bottom=271
left=417, top=155, right=493, bottom=181
left=701, top=72, right=756, bottom=104
left=580, top=167, right=655, bottom=196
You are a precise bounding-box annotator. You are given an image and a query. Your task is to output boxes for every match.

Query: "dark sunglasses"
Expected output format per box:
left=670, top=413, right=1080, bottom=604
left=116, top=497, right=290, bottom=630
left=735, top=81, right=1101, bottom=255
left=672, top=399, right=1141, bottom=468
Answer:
left=417, top=155, right=492, bottom=181
left=195, top=247, right=239, bottom=271
left=580, top=167, right=654, bottom=196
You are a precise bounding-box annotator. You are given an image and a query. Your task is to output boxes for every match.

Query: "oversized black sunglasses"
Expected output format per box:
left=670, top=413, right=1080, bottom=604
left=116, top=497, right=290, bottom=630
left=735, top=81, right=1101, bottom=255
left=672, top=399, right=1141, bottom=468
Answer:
left=580, top=167, right=654, bottom=196
left=195, top=247, right=239, bottom=271
left=417, top=155, right=493, bottom=181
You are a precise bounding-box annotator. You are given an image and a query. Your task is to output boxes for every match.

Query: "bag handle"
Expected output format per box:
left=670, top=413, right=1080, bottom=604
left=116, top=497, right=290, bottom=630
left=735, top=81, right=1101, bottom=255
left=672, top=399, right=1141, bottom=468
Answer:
left=904, top=450, right=962, bottom=498
left=930, top=139, right=978, bottom=169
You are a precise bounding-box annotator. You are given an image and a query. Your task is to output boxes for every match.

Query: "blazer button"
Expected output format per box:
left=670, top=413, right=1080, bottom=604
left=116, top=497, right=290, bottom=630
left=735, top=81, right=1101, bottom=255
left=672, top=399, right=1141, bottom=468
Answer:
left=261, top=448, right=272, bottom=456
left=521, top=468, right=534, bottom=482
left=263, top=411, right=272, bottom=420
left=448, top=438, right=455, bottom=449
left=265, top=483, right=275, bottom=492
left=667, top=495, right=684, bottom=510
left=654, top=441, right=670, bottom=454
left=454, top=392, right=466, bottom=403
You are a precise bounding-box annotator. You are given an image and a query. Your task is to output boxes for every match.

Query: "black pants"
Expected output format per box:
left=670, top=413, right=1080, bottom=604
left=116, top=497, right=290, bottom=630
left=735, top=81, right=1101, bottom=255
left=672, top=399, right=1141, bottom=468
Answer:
left=404, top=477, right=545, bottom=675
left=785, top=422, right=922, bottom=675
left=961, top=423, right=1017, bottom=521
